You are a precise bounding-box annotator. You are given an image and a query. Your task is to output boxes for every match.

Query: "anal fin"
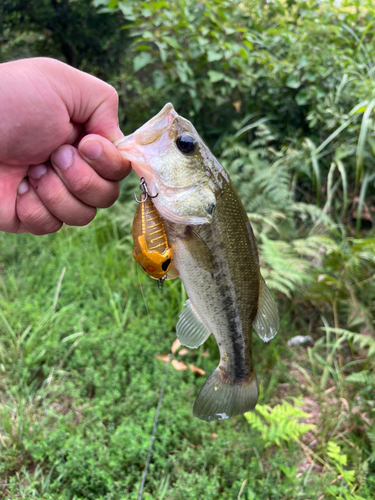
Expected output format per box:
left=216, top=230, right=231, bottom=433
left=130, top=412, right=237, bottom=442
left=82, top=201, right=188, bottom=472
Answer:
left=253, top=276, right=279, bottom=342
left=176, top=300, right=211, bottom=349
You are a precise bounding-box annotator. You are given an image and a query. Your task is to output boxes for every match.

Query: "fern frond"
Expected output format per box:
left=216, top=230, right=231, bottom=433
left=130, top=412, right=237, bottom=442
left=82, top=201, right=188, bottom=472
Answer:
left=245, top=400, right=316, bottom=448
left=260, top=236, right=312, bottom=297
left=321, top=327, right=375, bottom=357
left=289, top=202, right=336, bottom=229
left=346, top=370, right=375, bottom=385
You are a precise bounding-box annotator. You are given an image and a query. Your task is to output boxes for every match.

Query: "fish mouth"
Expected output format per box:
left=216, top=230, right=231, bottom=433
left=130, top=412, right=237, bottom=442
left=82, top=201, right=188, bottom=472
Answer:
left=114, top=103, right=176, bottom=150
left=135, top=103, right=177, bottom=145
left=114, top=103, right=177, bottom=185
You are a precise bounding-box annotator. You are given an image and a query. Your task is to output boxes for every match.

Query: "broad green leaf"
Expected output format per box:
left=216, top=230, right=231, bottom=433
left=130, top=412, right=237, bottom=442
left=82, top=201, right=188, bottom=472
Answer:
left=93, top=0, right=108, bottom=6
left=141, top=7, right=152, bottom=18
left=286, top=74, right=300, bottom=89
left=162, top=35, right=180, bottom=49
left=197, top=36, right=208, bottom=46
left=238, top=46, right=248, bottom=58
left=297, top=55, right=309, bottom=68
left=304, top=70, right=316, bottom=82
left=153, top=70, right=168, bottom=90
left=175, top=65, right=188, bottom=83
left=207, top=50, right=222, bottom=62
left=133, top=53, right=153, bottom=72
left=208, top=70, right=225, bottom=83
left=118, top=2, right=135, bottom=18
left=296, top=89, right=308, bottom=105
left=135, top=44, right=151, bottom=51
left=151, top=0, right=168, bottom=9
left=155, top=41, right=168, bottom=63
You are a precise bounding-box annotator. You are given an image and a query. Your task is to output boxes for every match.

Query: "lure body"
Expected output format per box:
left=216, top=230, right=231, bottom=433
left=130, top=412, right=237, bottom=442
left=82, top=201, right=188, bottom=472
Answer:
left=132, top=193, right=173, bottom=280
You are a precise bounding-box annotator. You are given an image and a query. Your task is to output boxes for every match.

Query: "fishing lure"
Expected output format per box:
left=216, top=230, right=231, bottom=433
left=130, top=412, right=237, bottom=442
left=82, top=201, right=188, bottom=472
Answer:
left=132, top=178, right=173, bottom=286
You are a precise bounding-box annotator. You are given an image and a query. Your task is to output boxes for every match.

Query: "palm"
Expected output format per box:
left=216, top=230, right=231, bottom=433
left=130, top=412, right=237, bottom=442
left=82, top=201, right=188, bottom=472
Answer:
left=0, top=84, right=79, bottom=232
left=0, top=57, right=130, bottom=235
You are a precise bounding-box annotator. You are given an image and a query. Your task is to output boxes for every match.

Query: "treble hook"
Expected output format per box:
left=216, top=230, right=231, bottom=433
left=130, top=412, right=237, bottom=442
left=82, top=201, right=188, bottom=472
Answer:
left=157, top=277, right=165, bottom=290
left=134, top=177, right=158, bottom=204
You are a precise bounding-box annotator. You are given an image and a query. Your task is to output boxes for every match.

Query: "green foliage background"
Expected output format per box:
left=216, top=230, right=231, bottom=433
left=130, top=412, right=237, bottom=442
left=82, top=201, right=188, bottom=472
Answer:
left=0, top=0, right=375, bottom=498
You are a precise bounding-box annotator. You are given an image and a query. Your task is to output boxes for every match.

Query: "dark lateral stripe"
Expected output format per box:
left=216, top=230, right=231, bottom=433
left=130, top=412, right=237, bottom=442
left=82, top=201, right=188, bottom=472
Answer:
left=218, top=284, right=252, bottom=380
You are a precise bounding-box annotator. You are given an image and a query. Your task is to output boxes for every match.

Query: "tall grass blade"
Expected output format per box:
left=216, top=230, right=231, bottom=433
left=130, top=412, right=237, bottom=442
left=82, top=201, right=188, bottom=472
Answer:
left=52, top=267, right=66, bottom=311
left=334, top=73, right=348, bottom=104
left=354, top=19, right=375, bottom=72
left=324, top=162, right=336, bottom=212
left=0, top=311, right=17, bottom=346
left=336, top=159, right=348, bottom=219
left=356, top=172, right=375, bottom=236
left=315, top=116, right=357, bottom=156
left=238, top=112, right=259, bottom=129
left=355, top=98, right=375, bottom=190
left=305, top=139, right=321, bottom=205
left=233, top=117, right=269, bottom=140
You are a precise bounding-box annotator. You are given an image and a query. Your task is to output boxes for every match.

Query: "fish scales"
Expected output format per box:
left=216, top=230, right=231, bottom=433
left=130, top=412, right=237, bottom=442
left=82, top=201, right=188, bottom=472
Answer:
left=115, top=103, right=279, bottom=421
left=168, top=179, right=259, bottom=382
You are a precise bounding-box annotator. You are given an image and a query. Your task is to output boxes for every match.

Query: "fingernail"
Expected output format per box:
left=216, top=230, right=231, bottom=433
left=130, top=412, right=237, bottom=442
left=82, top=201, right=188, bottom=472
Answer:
left=52, top=146, right=73, bottom=171
left=18, top=179, right=29, bottom=195
left=80, top=140, right=102, bottom=160
left=28, top=164, right=48, bottom=180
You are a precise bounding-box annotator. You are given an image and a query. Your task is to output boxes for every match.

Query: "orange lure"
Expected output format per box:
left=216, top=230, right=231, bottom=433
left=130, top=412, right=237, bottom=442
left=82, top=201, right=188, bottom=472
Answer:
left=132, top=192, right=173, bottom=282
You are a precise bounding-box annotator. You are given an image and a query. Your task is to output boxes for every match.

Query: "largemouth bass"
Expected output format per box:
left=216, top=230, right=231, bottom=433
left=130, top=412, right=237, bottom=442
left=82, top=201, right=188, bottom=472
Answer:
left=115, top=104, right=279, bottom=421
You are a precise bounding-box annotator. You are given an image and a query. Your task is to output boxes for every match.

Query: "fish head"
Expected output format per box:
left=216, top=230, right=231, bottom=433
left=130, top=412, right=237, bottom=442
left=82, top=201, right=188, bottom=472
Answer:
left=115, top=103, right=228, bottom=225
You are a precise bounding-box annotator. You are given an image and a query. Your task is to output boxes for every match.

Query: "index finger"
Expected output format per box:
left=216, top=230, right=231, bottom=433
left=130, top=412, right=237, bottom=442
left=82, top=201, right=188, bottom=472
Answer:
left=78, top=134, right=131, bottom=182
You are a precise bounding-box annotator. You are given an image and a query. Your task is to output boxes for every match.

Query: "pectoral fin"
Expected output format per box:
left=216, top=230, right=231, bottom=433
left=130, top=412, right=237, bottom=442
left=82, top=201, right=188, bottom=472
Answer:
left=165, top=262, right=179, bottom=280
left=253, top=276, right=279, bottom=342
left=183, top=230, right=216, bottom=275
left=176, top=300, right=211, bottom=349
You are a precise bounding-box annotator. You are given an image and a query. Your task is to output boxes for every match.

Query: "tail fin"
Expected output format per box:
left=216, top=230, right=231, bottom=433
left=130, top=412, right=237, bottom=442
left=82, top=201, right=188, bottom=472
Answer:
left=193, top=368, right=258, bottom=421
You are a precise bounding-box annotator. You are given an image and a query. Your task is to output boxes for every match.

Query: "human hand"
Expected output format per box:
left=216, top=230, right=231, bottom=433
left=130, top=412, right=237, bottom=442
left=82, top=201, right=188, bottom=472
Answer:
left=0, top=57, right=131, bottom=235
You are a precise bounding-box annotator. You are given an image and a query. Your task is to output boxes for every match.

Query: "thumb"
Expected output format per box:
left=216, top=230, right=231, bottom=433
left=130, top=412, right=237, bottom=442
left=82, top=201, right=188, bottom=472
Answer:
left=44, top=58, right=123, bottom=142
left=79, top=84, right=123, bottom=142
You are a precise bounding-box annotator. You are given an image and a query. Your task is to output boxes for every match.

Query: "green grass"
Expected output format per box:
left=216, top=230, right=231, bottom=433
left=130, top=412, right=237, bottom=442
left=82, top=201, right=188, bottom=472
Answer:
left=0, top=206, right=374, bottom=499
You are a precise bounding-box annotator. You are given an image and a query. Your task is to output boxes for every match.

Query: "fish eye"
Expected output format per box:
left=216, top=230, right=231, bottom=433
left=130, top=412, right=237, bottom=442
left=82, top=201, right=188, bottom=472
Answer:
left=176, top=135, right=197, bottom=155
